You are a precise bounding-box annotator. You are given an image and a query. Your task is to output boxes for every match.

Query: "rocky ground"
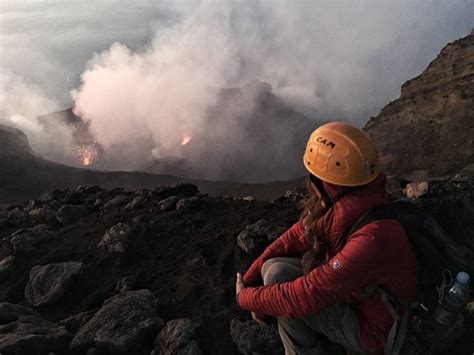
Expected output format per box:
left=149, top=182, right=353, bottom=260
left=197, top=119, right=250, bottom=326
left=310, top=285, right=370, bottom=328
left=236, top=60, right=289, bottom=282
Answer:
left=0, top=176, right=473, bottom=355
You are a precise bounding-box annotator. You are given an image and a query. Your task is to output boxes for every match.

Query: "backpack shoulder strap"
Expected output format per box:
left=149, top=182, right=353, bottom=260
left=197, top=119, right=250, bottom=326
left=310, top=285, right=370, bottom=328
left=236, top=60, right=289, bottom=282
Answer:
left=345, top=203, right=396, bottom=243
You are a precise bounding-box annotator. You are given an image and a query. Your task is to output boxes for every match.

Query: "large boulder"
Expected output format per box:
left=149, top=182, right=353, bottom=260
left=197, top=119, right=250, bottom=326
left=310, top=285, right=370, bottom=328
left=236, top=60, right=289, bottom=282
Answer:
left=70, top=289, right=163, bottom=354
left=230, top=317, right=284, bottom=355
left=155, top=318, right=201, bottom=355
left=6, top=224, right=54, bottom=255
left=0, top=303, right=73, bottom=354
left=237, top=219, right=287, bottom=255
left=25, top=262, right=83, bottom=306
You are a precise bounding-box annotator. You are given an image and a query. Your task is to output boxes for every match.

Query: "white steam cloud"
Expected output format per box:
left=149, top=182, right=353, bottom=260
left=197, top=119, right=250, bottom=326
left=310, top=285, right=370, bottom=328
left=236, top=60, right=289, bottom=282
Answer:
left=1, top=0, right=473, bottom=181
left=0, top=69, right=77, bottom=164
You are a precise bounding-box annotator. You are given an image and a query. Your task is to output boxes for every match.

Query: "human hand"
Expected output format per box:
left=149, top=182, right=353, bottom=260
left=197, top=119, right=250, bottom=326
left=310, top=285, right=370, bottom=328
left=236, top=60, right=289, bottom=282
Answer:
left=236, top=272, right=246, bottom=296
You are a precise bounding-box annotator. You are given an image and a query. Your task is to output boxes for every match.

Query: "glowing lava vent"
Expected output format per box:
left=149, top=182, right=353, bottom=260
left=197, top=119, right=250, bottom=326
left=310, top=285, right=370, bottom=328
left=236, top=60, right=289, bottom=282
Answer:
left=78, top=145, right=97, bottom=166
left=181, top=134, right=192, bottom=146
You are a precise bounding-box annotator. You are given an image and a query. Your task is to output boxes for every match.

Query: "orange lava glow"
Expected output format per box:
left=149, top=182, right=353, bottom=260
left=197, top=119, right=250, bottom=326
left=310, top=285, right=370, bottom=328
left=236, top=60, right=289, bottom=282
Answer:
left=78, top=145, right=96, bottom=166
left=181, top=134, right=192, bottom=146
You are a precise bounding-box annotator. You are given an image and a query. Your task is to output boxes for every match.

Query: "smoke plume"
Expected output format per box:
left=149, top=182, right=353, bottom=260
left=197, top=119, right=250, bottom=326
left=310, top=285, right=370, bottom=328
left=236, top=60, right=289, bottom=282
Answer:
left=1, top=1, right=473, bottom=181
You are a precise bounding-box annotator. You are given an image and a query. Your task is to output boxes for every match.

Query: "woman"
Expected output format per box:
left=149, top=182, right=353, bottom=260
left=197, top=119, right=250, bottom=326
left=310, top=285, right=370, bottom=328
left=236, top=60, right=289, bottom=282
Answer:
left=236, top=122, right=418, bottom=355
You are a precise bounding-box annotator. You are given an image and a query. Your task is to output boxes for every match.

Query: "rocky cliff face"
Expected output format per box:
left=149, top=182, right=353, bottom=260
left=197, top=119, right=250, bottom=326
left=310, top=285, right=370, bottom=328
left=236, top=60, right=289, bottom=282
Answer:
left=364, top=30, right=474, bottom=179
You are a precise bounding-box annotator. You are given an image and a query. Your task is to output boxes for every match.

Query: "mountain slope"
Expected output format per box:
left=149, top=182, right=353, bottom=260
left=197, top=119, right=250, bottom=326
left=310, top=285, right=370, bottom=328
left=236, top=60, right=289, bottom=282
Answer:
left=0, top=125, right=304, bottom=204
left=364, top=30, right=474, bottom=179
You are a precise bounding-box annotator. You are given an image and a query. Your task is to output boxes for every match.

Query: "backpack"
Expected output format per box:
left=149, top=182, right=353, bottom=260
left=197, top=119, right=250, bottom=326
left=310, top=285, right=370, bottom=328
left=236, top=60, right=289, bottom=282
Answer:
left=347, top=199, right=468, bottom=355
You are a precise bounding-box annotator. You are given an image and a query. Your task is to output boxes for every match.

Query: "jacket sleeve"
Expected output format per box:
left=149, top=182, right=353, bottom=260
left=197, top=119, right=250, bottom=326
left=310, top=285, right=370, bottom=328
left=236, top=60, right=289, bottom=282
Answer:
left=238, top=229, right=382, bottom=317
left=242, top=221, right=309, bottom=286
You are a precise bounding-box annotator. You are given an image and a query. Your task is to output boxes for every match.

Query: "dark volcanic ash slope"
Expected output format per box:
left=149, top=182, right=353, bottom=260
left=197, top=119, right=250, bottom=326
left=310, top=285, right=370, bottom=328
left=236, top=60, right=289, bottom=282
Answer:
left=0, top=125, right=304, bottom=204
left=364, top=30, right=474, bottom=179
left=0, top=178, right=473, bottom=354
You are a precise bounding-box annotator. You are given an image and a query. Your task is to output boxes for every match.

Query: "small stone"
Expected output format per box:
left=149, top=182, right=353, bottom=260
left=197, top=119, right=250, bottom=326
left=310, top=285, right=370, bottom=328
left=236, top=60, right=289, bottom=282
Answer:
left=40, top=192, right=54, bottom=203
left=7, top=208, right=24, bottom=219
left=102, top=195, right=131, bottom=210
left=25, top=262, right=83, bottom=306
left=157, top=196, right=180, bottom=211
left=24, top=200, right=37, bottom=211
left=405, top=181, right=429, bottom=199
left=0, top=256, right=15, bottom=281
left=242, top=196, right=254, bottom=201
left=125, top=196, right=146, bottom=210
left=176, top=197, right=202, bottom=211
left=115, top=275, right=138, bottom=293
left=98, top=223, right=133, bottom=254
left=56, top=204, right=90, bottom=224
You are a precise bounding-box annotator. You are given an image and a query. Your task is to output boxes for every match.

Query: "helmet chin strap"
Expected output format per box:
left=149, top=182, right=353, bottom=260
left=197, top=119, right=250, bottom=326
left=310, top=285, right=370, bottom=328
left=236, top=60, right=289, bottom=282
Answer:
left=309, top=173, right=359, bottom=206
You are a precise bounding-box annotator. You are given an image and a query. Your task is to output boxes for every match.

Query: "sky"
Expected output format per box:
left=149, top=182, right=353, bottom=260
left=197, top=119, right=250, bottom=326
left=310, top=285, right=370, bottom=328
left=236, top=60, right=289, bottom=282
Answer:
left=0, top=0, right=472, bottom=179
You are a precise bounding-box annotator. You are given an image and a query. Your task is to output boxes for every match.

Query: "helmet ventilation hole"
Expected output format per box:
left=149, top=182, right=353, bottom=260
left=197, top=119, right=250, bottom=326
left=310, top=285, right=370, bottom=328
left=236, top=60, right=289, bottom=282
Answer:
left=336, top=161, right=341, bottom=167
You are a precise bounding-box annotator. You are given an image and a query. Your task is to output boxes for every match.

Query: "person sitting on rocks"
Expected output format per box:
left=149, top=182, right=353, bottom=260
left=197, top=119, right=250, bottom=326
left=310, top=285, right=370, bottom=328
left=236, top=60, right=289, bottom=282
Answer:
left=236, top=122, right=418, bottom=355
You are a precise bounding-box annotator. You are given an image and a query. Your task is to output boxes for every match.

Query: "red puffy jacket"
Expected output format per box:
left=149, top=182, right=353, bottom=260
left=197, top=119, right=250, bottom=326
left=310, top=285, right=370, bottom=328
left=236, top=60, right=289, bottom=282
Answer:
left=238, top=174, right=418, bottom=354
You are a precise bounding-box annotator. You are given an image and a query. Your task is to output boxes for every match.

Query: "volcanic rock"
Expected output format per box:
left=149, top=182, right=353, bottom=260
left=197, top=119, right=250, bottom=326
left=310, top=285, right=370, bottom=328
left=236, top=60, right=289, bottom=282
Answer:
left=155, top=318, right=201, bottom=355
left=364, top=31, right=474, bottom=178
left=0, top=256, right=15, bottom=282
left=237, top=219, right=287, bottom=255
left=98, top=223, right=133, bottom=254
left=70, top=289, right=163, bottom=354
left=7, top=207, right=24, bottom=219
left=125, top=196, right=146, bottom=210
left=114, top=275, right=138, bottom=293
left=0, top=302, right=72, bottom=354
left=7, top=224, right=54, bottom=255
left=158, top=196, right=180, bottom=211
left=405, top=181, right=430, bottom=199
left=60, top=309, right=97, bottom=334
left=102, top=195, right=131, bottom=210
left=25, top=262, right=83, bottom=307
left=176, top=197, right=202, bottom=211
left=230, top=317, right=284, bottom=355
left=56, top=204, right=90, bottom=224
left=0, top=174, right=471, bottom=354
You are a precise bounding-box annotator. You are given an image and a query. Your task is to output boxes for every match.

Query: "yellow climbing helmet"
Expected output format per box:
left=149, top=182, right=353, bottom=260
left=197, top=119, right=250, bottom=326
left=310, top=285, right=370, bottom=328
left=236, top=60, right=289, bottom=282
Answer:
left=303, top=122, right=380, bottom=186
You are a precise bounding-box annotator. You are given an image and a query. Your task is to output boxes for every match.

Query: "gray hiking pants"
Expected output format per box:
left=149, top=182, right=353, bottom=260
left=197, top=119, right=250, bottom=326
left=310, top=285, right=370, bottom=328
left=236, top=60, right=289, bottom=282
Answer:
left=261, top=257, right=368, bottom=355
